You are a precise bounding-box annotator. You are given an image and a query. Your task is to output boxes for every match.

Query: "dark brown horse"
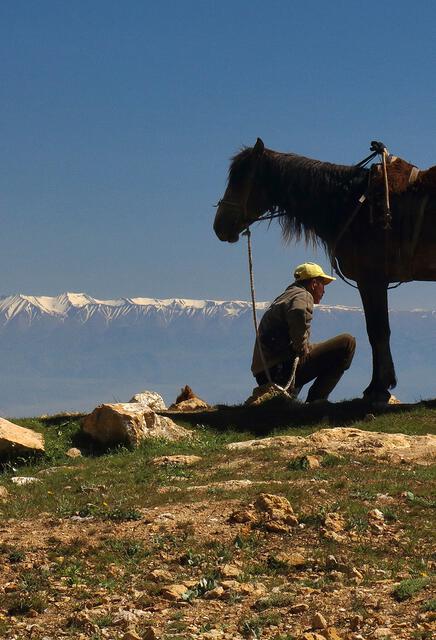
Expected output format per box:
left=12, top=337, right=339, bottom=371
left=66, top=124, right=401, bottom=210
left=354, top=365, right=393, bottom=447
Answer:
left=213, top=138, right=436, bottom=401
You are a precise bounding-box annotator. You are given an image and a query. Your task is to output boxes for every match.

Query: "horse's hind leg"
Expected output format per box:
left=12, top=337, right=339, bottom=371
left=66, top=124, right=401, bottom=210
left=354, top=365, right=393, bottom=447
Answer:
left=358, top=279, right=396, bottom=402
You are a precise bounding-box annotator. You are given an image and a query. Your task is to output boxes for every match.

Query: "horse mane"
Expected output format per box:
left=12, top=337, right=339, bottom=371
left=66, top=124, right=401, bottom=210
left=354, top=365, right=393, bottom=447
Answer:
left=229, top=147, right=369, bottom=249
left=266, top=150, right=370, bottom=247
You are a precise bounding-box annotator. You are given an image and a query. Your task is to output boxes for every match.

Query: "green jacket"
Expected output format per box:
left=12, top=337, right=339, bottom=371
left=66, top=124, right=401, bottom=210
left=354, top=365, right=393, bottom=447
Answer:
left=251, top=282, right=313, bottom=375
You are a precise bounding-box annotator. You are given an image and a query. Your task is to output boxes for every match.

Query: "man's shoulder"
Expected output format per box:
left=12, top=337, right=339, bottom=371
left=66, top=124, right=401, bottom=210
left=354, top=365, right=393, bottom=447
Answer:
left=279, top=283, right=313, bottom=304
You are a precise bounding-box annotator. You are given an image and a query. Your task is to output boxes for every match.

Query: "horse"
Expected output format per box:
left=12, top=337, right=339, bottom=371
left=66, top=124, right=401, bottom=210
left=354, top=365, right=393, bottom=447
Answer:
left=213, top=138, right=436, bottom=402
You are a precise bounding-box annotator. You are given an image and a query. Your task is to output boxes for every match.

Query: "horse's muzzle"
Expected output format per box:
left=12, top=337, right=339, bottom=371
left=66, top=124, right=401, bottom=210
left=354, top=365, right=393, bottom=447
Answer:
left=213, top=209, right=241, bottom=243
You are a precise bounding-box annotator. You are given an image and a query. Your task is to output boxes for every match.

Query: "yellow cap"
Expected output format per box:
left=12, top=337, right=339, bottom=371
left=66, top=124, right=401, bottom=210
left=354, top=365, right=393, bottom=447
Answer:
left=294, top=262, right=335, bottom=284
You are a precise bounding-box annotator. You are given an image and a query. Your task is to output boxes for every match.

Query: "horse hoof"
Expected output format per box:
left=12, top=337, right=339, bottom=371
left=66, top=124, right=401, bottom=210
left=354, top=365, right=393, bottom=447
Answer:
left=363, top=389, right=391, bottom=404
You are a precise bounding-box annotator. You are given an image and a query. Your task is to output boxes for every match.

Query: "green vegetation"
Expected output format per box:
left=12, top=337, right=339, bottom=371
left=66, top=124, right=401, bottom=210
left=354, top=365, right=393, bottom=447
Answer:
left=392, top=577, right=430, bottom=602
left=0, top=403, right=434, bottom=638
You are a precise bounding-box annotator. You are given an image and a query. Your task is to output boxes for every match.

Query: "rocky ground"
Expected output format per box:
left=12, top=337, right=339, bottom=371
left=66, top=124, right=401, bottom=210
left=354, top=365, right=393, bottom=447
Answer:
left=0, top=412, right=435, bottom=640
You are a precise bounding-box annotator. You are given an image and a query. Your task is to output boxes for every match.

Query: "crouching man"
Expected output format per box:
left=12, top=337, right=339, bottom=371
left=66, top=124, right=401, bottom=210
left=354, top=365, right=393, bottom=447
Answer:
left=251, top=262, right=356, bottom=402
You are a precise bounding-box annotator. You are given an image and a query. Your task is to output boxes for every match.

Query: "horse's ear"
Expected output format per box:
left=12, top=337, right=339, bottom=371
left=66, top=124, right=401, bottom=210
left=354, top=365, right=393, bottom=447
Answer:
left=253, top=138, right=265, bottom=156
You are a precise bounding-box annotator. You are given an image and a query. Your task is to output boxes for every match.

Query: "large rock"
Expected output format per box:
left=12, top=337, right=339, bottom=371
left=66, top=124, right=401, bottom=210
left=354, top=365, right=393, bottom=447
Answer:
left=82, top=403, right=190, bottom=447
left=0, top=417, right=45, bottom=458
left=129, top=390, right=166, bottom=411
left=226, top=427, right=436, bottom=465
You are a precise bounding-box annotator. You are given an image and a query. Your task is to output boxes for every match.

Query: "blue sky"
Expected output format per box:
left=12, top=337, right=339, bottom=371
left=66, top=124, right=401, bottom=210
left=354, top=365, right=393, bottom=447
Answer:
left=1, top=1, right=435, bottom=309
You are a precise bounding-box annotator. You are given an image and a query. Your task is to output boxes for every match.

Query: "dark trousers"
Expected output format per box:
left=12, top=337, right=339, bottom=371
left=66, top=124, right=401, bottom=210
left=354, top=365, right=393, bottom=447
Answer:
left=254, top=333, right=356, bottom=402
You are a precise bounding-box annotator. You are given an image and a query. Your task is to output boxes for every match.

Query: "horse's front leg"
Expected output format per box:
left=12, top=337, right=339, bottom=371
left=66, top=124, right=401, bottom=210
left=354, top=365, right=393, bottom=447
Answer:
left=357, top=279, right=396, bottom=402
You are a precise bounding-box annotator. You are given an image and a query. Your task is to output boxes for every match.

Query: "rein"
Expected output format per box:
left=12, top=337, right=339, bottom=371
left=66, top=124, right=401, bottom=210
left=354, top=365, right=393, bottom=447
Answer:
left=245, top=226, right=299, bottom=398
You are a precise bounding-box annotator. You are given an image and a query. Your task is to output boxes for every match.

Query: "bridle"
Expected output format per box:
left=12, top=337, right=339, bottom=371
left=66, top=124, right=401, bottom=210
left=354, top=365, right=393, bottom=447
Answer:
left=215, top=147, right=288, bottom=232
left=214, top=199, right=286, bottom=225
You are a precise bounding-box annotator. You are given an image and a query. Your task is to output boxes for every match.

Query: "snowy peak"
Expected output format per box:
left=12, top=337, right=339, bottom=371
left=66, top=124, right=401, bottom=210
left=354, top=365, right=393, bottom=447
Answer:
left=0, top=292, right=434, bottom=328
left=0, top=293, right=270, bottom=326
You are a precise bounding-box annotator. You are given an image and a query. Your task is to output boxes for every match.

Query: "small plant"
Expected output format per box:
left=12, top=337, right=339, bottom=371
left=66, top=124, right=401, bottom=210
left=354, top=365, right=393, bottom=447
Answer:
left=267, top=555, right=291, bottom=574
left=240, top=617, right=262, bottom=639
left=381, top=507, right=398, bottom=522
left=7, top=549, right=25, bottom=563
left=421, top=598, right=436, bottom=612
left=287, top=456, right=310, bottom=470
left=321, top=453, right=344, bottom=467
left=392, top=577, right=429, bottom=602
left=93, top=614, right=113, bottom=628
left=404, top=492, right=436, bottom=508
left=253, top=592, right=294, bottom=611
left=233, top=532, right=260, bottom=552
left=179, top=549, right=204, bottom=567
left=240, top=612, right=281, bottom=638
left=103, top=506, right=142, bottom=521
left=206, top=540, right=234, bottom=562
left=104, top=537, right=149, bottom=562
left=4, top=592, right=47, bottom=615
left=182, top=574, right=218, bottom=602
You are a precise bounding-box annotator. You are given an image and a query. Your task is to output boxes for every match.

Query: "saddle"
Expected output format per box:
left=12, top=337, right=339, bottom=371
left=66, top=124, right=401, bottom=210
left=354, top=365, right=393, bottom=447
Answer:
left=369, top=155, right=436, bottom=199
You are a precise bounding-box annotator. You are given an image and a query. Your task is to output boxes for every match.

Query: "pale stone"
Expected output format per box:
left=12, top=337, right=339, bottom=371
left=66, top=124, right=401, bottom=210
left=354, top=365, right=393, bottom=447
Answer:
left=321, top=628, right=343, bottom=640
left=324, top=512, right=346, bottom=532
left=152, top=455, right=201, bottom=467
left=303, top=634, right=326, bottom=640
left=113, top=610, right=140, bottom=629
left=37, top=465, right=77, bottom=476
left=372, top=628, right=393, bottom=639
left=122, top=632, right=142, bottom=640
left=351, top=567, right=364, bottom=581
left=149, top=569, right=173, bottom=582
left=220, top=564, right=241, bottom=578
left=226, top=427, right=436, bottom=466
left=169, top=397, right=209, bottom=411
left=66, top=447, right=82, bottom=458
left=255, top=493, right=294, bottom=518
left=11, top=476, right=41, bottom=485
left=220, top=580, right=240, bottom=590
left=255, top=493, right=299, bottom=529
left=187, top=479, right=254, bottom=492
left=82, top=403, right=190, bottom=447
left=0, top=486, right=9, bottom=501
left=322, top=530, right=345, bottom=543
left=228, top=508, right=258, bottom=524
left=263, top=520, right=290, bottom=533
left=202, top=631, right=223, bottom=640
left=306, top=455, right=322, bottom=468
left=0, top=417, right=45, bottom=457
left=368, top=508, right=385, bottom=521
left=204, top=586, right=225, bottom=599
left=129, top=390, right=166, bottom=411
left=312, top=612, right=328, bottom=630
left=290, top=603, right=309, bottom=614
left=274, top=551, right=306, bottom=568
left=388, top=394, right=401, bottom=404
left=160, top=584, right=188, bottom=601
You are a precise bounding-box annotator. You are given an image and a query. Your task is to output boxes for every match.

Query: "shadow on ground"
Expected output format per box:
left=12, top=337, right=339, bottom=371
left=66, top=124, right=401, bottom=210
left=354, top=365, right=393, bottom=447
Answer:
left=159, top=397, right=436, bottom=434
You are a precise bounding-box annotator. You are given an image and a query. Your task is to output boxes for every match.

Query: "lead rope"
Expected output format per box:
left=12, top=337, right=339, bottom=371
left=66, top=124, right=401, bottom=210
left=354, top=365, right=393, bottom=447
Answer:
left=245, top=227, right=299, bottom=398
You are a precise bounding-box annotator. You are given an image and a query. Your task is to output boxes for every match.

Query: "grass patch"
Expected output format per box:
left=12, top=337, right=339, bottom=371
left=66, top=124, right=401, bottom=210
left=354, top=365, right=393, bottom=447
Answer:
left=422, top=598, right=436, bottom=612
left=392, top=577, right=429, bottom=601
left=253, top=592, right=295, bottom=611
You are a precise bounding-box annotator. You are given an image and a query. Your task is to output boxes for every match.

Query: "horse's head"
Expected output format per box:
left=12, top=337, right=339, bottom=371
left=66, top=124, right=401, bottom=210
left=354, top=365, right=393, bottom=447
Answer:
left=213, top=138, right=269, bottom=242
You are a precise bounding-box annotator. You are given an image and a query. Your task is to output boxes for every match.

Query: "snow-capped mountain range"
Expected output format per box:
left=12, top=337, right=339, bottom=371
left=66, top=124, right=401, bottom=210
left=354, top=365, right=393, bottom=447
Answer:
left=0, top=293, right=267, bottom=325
left=0, top=293, right=435, bottom=417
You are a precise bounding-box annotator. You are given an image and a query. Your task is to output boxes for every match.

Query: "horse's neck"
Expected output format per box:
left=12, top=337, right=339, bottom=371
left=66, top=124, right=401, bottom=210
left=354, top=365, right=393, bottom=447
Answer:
left=264, top=153, right=368, bottom=237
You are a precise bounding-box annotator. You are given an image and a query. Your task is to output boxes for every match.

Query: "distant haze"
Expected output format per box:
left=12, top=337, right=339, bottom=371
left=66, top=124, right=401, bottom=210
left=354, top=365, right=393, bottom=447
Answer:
left=0, top=293, right=435, bottom=417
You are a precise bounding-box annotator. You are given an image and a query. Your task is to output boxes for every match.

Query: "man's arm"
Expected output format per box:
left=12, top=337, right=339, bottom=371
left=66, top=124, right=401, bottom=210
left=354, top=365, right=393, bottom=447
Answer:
left=284, top=290, right=313, bottom=356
